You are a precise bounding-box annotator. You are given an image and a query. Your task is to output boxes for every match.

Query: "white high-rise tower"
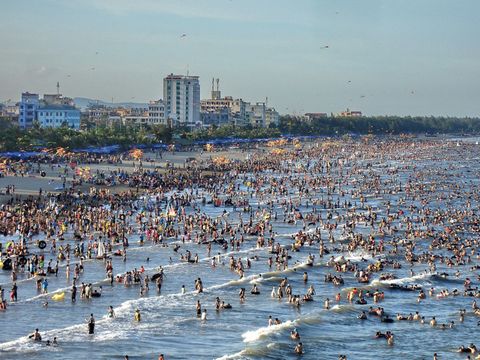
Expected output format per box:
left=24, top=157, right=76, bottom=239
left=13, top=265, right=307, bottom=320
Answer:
left=163, top=74, right=200, bottom=127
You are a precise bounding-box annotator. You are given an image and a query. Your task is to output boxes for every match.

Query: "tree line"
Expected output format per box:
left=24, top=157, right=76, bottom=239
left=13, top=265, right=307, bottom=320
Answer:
left=278, top=115, right=480, bottom=135
left=0, top=115, right=478, bottom=152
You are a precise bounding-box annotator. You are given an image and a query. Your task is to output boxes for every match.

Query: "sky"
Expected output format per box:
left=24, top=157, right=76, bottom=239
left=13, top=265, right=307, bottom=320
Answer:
left=1, top=0, right=479, bottom=116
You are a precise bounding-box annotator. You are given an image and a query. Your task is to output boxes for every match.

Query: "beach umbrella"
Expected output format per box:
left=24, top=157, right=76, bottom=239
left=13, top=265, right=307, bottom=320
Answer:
left=130, top=149, right=144, bottom=160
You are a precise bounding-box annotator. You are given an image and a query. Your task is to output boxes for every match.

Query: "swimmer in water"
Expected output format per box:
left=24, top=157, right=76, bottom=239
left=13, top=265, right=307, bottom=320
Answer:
left=29, top=328, right=42, bottom=341
left=294, top=342, right=304, bottom=354
left=387, top=333, right=394, bottom=346
left=108, top=305, right=115, bottom=318
left=201, top=309, right=207, bottom=321
left=291, top=328, right=300, bottom=340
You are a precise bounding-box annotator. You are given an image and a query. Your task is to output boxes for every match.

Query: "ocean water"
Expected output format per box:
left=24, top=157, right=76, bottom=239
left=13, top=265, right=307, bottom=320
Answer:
left=0, top=139, right=479, bottom=359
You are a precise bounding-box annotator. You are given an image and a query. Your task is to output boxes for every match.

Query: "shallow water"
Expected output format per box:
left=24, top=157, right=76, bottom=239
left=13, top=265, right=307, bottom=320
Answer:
left=0, top=139, right=479, bottom=359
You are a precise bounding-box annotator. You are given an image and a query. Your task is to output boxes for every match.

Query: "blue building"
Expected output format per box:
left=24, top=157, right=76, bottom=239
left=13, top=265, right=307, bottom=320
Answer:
left=18, top=92, right=81, bottom=129
left=19, top=92, right=39, bottom=129
left=37, top=105, right=81, bottom=129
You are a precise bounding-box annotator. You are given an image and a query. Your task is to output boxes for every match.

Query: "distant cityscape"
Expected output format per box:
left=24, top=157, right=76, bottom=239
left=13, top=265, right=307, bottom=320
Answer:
left=0, top=74, right=362, bottom=130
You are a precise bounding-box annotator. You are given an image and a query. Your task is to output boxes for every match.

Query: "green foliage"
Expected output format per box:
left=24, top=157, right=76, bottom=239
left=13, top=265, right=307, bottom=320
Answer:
left=0, top=124, right=173, bottom=151
left=278, top=115, right=480, bottom=135
left=1, top=115, right=479, bottom=152
left=186, top=125, right=281, bottom=141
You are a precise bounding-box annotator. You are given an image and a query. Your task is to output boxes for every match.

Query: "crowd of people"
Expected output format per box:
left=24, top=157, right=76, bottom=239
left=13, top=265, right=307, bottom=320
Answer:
left=0, top=137, right=479, bottom=359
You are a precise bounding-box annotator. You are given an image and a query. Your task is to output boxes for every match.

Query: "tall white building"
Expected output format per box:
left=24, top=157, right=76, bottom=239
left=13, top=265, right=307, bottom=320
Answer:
left=163, top=74, right=200, bottom=128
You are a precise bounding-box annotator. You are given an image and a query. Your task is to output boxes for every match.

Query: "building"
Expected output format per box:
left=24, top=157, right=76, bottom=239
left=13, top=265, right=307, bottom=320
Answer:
left=245, top=102, right=266, bottom=127
left=148, top=100, right=166, bottom=125
left=19, top=92, right=39, bottom=129
left=163, top=74, right=200, bottom=128
left=122, top=114, right=150, bottom=126
left=19, top=91, right=81, bottom=129
left=338, top=109, right=362, bottom=117
left=43, top=94, right=74, bottom=106
left=200, top=79, right=233, bottom=127
left=200, top=78, right=279, bottom=128
left=37, top=105, right=81, bottom=129
left=85, top=104, right=111, bottom=121
left=305, top=113, right=327, bottom=121
left=0, top=103, right=19, bottom=125
left=201, top=107, right=230, bottom=127
left=265, top=107, right=280, bottom=127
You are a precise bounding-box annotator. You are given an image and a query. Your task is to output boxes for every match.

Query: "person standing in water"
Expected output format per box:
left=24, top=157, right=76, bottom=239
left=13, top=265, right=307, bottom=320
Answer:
left=42, top=278, right=48, bottom=294
left=108, top=306, right=115, bottom=318
left=196, top=300, right=202, bottom=317
left=71, top=284, right=77, bottom=303
left=87, top=313, right=95, bottom=334
left=134, top=308, right=141, bottom=322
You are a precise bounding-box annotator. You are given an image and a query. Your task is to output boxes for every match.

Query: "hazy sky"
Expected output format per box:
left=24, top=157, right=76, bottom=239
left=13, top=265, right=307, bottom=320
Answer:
left=1, top=0, right=479, bottom=116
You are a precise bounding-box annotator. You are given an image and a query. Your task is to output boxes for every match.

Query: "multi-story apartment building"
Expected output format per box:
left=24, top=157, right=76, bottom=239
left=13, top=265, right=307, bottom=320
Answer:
left=163, top=74, right=200, bottom=128
left=148, top=100, right=165, bottom=125
left=37, top=105, right=81, bottom=129
left=19, top=92, right=39, bottom=129
left=19, top=92, right=80, bottom=129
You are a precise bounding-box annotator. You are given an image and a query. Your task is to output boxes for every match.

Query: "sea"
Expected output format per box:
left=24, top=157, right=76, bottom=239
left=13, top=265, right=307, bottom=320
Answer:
left=0, top=137, right=479, bottom=359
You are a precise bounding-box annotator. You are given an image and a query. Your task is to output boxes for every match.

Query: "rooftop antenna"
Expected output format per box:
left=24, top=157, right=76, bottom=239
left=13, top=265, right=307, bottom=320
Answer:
left=266, top=96, right=268, bottom=107
left=211, top=78, right=215, bottom=93
left=56, top=81, right=60, bottom=96
left=186, top=64, right=189, bottom=76
left=216, top=78, right=219, bottom=92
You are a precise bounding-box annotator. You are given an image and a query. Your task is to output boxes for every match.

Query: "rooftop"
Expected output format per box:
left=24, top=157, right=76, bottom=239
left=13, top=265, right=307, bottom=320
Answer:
left=38, top=104, right=79, bottom=111
left=164, top=73, right=199, bottom=80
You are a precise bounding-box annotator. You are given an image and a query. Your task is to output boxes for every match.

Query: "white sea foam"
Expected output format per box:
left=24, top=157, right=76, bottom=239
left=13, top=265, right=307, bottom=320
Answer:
left=241, top=320, right=297, bottom=343
left=371, top=272, right=433, bottom=285
left=215, top=350, right=247, bottom=360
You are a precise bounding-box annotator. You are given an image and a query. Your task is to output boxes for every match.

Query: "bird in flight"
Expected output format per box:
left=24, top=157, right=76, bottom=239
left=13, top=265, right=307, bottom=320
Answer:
left=180, top=34, right=187, bottom=38
left=90, top=67, right=95, bottom=71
